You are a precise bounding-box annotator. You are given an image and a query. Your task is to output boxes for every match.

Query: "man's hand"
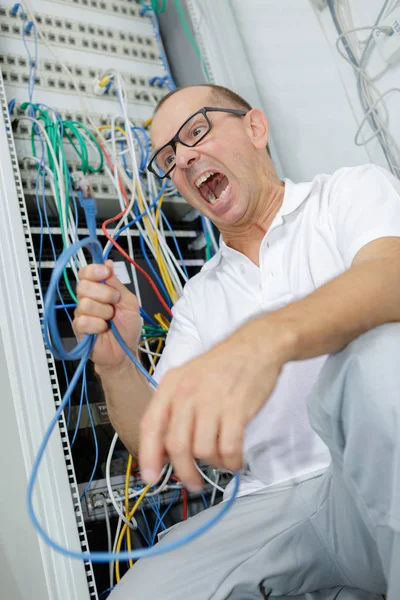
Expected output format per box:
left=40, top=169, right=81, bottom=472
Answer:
left=73, top=260, right=142, bottom=371
left=139, top=317, right=295, bottom=491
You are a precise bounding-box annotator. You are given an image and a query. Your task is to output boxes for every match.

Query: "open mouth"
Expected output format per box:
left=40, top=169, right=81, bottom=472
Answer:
left=194, top=171, right=229, bottom=205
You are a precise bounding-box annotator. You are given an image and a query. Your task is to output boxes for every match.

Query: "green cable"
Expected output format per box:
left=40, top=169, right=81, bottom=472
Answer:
left=205, top=232, right=212, bottom=261
left=25, top=104, right=76, bottom=301
left=140, top=0, right=167, bottom=14
left=173, top=0, right=210, bottom=81
left=141, top=333, right=167, bottom=339
left=151, top=0, right=167, bottom=13
left=25, top=105, right=103, bottom=303
left=142, top=325, right=169, bottom=333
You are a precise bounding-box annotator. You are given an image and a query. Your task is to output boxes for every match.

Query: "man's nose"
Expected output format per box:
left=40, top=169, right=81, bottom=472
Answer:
left=175, top=143, right=200, bottom=170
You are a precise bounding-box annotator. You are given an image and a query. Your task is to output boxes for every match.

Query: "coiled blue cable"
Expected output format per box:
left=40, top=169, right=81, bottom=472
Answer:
left=28, top=196, right=240, bottom=563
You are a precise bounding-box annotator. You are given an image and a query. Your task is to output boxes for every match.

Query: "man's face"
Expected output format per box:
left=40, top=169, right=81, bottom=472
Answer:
left=151, top=87, right=260, bottom=228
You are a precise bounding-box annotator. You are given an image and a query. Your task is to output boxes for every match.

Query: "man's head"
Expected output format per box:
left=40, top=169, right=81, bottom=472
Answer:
left=149, top=84, right=280, bottom=232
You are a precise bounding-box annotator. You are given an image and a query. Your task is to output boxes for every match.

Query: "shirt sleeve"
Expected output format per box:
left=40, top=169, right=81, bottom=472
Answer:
left=152, top=287, right=203, bottom=384
left=329, top=164, right=400, bottom=268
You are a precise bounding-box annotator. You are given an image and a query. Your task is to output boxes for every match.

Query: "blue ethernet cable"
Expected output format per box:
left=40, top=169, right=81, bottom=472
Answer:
left=78, top=366, right=100, bottom=501
left=29, top=194, right=240, bottom=562
left=139, top=3, right=176, bottom=91
left=159, top=207, right=189, bottom=279
left=33, top=125, right=76, bottom=426
left=11, top=3, right=38, bottom=114
left=139, top=506, right=152, bottom=545
left=140, top=307, right=160, bottom=328
left=151, top=489, right=178, bottom=546
left=200, top=492, right=209, bottom=509
left=70, top=369, right=87, bottom=449
left=99, top=587, right=115, bottom=599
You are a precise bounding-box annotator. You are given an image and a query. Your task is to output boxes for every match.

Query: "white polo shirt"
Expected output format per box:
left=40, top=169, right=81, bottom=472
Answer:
left=154, top=164, right=400, bottom=498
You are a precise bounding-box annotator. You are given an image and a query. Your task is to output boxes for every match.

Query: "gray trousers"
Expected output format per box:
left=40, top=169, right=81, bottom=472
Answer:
left=109, top=324, right=400, bottom=599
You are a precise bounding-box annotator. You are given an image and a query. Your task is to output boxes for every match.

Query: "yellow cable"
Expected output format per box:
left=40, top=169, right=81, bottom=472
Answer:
left=149, top=337, right=164, bottom=375
left=97, top=124, right=179, bottom=304
left=115, top=484, right=151, bottom=582
left=99, top=76, right=110, bottom=88
left=135, top=185, right=178, bottom=303
left=124, top=454, right=133, bottom=568
left=154, top=313, right=170, bottom=331
left=143, top=190, right=178, bottom=303
left=153, top=195, right=179, bottom=303
left=98, top=124, right=127, bottom=137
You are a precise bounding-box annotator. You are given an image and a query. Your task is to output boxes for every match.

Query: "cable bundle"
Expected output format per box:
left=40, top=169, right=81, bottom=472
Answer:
left=6, top=0, right=232, bottom=584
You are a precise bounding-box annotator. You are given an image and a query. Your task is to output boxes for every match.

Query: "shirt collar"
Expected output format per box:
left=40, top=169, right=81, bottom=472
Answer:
left=218, top=177, right=314, bottom=260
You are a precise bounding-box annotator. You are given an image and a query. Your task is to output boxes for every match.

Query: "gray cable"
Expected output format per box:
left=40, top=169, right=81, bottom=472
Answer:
left=329, top=0, right=398, bottom=176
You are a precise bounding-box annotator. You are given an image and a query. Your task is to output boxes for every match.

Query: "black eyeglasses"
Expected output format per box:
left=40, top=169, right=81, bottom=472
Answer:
left=147, top=106, right=247, bottom=179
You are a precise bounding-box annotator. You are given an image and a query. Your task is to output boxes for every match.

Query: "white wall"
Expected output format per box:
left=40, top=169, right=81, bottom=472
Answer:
left=192, top=0, right=400, bottom=182
left=0, top=326, right=49, bottom=600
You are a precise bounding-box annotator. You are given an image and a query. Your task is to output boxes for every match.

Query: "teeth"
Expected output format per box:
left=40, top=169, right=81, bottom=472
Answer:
left=219, top=186, right=228, bottom=201
left=207, top=184, right=228, bottom=205
left=195, top=171, right=215, bottom=188
left=207, top=191, right=217, bottom=204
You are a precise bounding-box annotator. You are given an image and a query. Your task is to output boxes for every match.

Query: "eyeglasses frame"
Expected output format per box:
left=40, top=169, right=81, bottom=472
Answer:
left=147, top=106, right=248, bottom=179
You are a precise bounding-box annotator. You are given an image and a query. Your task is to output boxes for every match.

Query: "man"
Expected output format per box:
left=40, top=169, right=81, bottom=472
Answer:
left=73, top=84, right=400, bottom=599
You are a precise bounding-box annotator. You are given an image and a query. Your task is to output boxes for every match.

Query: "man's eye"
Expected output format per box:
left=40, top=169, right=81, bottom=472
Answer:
left=164, top=154, right=175, bottom=168
left=191, top=126, right=205, bottom=139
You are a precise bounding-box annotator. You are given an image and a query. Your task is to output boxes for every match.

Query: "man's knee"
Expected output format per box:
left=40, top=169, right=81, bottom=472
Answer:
left=347, top=323, right=400, bottom=369
left=308, top=323, right=400, bottom=457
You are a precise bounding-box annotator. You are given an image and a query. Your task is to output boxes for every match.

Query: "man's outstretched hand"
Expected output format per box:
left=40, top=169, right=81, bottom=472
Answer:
left=139, top=317, right=294, bottom=491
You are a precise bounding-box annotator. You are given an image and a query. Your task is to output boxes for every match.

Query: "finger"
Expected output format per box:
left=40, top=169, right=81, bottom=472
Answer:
left=78, top=262, right=111, bottom=282
left=139, top=397, right=171, bottom=485
left=74, top=298, right=115, bottom=322
left=192, top=410, right=222, bottom=469
left=78, top=261, right=138, bottom=309
left=73, top=315, right=109, bottom=336
left=217, top=411, right=245, bottom=472
left=76, top=280, right=120, bottom=305
left=165, top=401, right=202, bottom=491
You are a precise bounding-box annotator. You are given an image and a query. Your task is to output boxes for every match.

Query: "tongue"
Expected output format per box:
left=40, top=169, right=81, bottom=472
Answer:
left=213, top=175, right=228, bottom=198
left=200, top=173, right=229, bottom=204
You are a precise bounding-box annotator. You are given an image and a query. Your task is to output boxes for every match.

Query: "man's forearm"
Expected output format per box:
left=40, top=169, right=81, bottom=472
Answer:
left=96, top=359, right=152, bottom=457
left=257, top=257, right=400, bottom=363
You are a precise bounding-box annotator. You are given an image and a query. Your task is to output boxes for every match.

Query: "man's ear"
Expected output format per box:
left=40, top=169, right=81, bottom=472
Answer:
left=244, top=108, right=269, bottom=150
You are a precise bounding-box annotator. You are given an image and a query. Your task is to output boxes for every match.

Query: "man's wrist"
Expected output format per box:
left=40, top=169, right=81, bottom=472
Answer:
left=94, top=356, right=135, bottom=380
left=248, top=313, right=300, bottom=366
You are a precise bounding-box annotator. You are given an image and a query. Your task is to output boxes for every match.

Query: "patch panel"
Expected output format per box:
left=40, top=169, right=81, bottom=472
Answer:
left=51, top=0, right=146, bottom=22
left=78, top=472, right=217, bottom=522
left=9, top=100, right=147, bottom=136
left=1, top=10, right=160, bottom=65
left=0, top=53, right=167, bottom=106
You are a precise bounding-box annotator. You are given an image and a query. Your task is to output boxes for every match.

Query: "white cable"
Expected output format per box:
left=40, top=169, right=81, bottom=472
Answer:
left=105, top=433, right=136, bottom=528
left=353, top=87, right=400, bottom=147
left=138, top=346, right=163, bottom=358
left=210, top=471, right=220, bottom=506
left=102, top=497, right=113, bottom=585
left=16, top=116, right=83, bottom=279
left=108, top=117, right=157, bottom=369
left=333, top=4, right=400, bottom=176
left=113, top=73, right=188, bottom=289
left=331, top=11, right=400, bottom=174
left=194, top=462, right=225, bottom=493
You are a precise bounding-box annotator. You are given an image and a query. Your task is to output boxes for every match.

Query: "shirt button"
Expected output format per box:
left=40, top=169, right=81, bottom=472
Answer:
left=267, top=269, right=275, bottom=276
